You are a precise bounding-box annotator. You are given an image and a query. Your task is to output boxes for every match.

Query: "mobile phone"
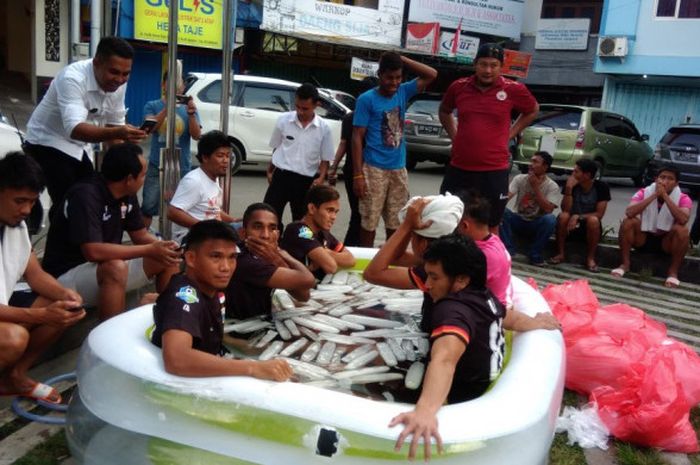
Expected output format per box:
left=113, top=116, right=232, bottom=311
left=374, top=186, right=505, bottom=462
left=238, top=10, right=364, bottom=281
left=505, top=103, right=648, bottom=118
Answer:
left=140, top=118, right=158, bottom=133
left=175, top=94, right=191, bottom=104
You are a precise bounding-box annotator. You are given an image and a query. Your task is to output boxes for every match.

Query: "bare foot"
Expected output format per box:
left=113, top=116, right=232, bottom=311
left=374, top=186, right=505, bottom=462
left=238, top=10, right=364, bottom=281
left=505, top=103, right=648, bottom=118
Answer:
left=548, top=254, right=565, bottom=265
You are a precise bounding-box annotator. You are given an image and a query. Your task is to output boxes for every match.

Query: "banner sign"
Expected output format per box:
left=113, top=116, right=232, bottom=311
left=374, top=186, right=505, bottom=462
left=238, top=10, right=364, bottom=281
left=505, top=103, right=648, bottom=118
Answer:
left=262, top=0, right=405, bottom=47
left=408, top=0, right=524, bottom=40
left=350, top=57, right=379, bottom=81
left=438, top=31, right=480, bottom=63
left=502, top=49, right=531, bottom=78
left=134, top=0, right=223, bottom=49
left=406, top=23, right=440, bottom=54
left=535, top=18, right=590, bottom=50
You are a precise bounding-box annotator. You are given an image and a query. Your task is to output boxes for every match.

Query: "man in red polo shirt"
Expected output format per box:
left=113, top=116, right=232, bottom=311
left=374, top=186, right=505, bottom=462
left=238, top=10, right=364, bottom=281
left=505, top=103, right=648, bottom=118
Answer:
left=439, top=43, right=539, bottom=233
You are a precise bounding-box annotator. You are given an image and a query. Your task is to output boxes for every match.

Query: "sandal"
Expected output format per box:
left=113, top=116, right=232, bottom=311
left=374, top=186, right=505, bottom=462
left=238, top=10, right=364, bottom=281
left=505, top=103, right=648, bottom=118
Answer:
left=1, top=381, right=62, bottom=404
left=585, top=263, right=600, bottom=273
left=548, top=256, right=564, bottom=265
left=665, top=276, right=681, bottom=288
left=610, top=267, right=626, bottom=278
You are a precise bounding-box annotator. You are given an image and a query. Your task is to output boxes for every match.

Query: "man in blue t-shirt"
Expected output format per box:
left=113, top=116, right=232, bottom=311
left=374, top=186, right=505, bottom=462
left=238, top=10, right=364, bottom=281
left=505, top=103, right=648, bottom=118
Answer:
left=352, top=52, right=437, bottom=247
left=141, top=73, right=202, bottom=228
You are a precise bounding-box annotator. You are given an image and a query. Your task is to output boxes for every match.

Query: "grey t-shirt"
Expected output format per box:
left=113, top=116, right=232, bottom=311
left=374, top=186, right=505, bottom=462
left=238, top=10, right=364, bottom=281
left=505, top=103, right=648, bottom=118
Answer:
left=508, top=174, right=560, bottom=220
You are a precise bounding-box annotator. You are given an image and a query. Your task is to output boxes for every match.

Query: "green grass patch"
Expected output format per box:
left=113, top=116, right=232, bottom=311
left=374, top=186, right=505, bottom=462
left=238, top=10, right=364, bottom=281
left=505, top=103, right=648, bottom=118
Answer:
left=11, top=431, right=69, bottom=465
left=614, top=441, right=664, bottom=465
left=549, top=432, right=588, bottom=465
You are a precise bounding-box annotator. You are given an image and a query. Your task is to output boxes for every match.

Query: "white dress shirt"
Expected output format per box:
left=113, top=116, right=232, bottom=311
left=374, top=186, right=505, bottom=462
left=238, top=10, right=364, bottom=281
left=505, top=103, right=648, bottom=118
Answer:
left=26, top=59, right=127, bottom=161
left=269, top=111, right=334, bottom=177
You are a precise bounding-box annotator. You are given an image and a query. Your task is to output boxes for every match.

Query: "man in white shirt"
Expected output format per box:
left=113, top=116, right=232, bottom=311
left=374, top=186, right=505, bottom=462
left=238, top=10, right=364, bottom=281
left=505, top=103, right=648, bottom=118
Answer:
left=263, top=83, right=334, bottom=223
left=23, top=36, right=146, bottom=220
left=168, top=131, right=237, bottom=243
left=0, top=153, right=85, bottom=404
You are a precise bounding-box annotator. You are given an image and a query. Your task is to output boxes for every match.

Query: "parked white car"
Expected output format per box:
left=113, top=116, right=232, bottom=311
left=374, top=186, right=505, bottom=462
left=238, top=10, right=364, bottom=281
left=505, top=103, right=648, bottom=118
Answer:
left=0, top=113, right=48, bottom=235
left=185, top=73, right=350, bottom=173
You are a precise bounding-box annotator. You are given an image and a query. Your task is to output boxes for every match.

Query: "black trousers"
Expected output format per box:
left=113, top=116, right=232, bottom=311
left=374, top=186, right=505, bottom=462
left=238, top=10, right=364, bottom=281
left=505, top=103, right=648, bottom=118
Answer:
left=341, top=165, right=361, bottom=246
left=440, top=165, right=510, bottom=227
left=263, top=167, right=315, bottom=224
left=23, top=143, right=94, bottom=222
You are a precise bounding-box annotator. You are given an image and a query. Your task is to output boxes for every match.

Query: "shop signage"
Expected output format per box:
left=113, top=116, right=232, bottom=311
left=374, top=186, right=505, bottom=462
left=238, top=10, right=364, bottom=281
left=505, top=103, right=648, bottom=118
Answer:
left=350, top=57, right=379, bottom=81
left=438, top=31, right=480, bottom=63
left=134, top=0, right=224, bottom=49
left=535, top=18, right=590, bottom=50
left=502, top=49, right=532, bottom=78
left=406, top=23, right=440, bottom=54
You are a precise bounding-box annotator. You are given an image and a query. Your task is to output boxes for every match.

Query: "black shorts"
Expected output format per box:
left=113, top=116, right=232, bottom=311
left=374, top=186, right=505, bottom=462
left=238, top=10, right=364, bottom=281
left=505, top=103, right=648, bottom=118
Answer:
left=567, top=217, right=602, bottom=242
left=636, top=233, right=665, bottom=253
left=440, top=165, right=509, bottom=227
left=8, top=290, right=38, bottom=308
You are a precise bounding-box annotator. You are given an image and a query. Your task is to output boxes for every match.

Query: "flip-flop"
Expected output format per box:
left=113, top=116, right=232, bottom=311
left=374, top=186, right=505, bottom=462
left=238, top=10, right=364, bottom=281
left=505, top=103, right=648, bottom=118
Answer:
left=665, top=276, right=681, bottom=288
left=610, top=267, right=626, bottom=278
left=3, top=382, right=62, bottom=404
left=548, top=256, right=564, bottom=265
left=585, top=264, right=600, bottom=273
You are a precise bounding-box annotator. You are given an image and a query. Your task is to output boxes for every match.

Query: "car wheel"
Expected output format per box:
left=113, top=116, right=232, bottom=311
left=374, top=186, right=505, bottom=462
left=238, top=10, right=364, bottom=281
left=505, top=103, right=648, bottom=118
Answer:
left=406, top=153, right=418, bottom=171
left=631, top=172, right=646, bottom=187
left=230, top=142, right=243, bottom=175
left=594, top=159, right=605, bottom=179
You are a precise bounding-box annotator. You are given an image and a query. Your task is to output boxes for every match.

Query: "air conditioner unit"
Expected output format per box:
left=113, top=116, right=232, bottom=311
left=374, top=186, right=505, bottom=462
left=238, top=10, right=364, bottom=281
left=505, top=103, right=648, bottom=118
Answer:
left=598, top=36, right=628, bottom=57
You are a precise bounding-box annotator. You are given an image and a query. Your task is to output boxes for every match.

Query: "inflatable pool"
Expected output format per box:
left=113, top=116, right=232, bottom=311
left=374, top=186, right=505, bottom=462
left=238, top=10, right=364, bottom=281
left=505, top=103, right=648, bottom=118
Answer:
left=66, top=247, right=565, bottom=464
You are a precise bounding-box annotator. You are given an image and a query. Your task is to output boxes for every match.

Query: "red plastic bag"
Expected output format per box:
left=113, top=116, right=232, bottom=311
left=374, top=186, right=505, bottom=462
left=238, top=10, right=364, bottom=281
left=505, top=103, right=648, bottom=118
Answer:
left=565, top=332, right=647, bottom=394
left=643, top=341, right=700, bottom=406
left=593, top=304, right=667, bottom=347
left=541, top=280, right=598, bottom=341
left=592, top=358, right=699, bottom=452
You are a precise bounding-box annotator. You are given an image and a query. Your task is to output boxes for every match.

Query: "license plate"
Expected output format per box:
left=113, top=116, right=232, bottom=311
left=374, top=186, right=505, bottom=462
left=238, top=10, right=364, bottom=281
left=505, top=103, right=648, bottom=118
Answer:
left=416, top=124, right=441, bottom=136
left=672, top=151, right=698, bottom=163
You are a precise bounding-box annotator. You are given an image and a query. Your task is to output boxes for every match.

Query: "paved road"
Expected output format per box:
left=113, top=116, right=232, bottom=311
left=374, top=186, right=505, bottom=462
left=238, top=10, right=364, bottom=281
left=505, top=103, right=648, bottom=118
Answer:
left=227, top=161, right=698, bottom=243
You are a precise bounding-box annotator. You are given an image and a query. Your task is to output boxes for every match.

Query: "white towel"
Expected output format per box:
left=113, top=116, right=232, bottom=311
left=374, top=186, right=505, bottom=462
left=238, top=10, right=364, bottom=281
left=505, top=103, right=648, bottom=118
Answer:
left=640, top=184, right=680, bottom=233
left=398, top=193, right=465, bottom=239
left=0, top=222, right=32, bottom=305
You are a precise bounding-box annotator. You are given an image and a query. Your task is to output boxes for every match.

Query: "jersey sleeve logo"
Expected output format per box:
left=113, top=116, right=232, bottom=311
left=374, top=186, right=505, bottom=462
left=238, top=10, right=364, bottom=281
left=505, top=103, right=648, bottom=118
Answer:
left=298, top=225, right=314, bottom=240
left=175, top=286, right=200, bottom=304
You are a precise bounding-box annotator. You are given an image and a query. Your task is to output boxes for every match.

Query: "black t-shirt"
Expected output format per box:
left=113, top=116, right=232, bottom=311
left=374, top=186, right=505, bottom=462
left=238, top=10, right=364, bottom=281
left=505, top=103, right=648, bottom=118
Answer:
left=566, top=180, right=611, bottom=215
left=42, top=176, right=144, bottom=277
left=151, top=274, right=225, bottom=356
left=428, top=287, right=506, bottom=403
left=225, top=243, right=278, bottom=319
left=341, top=112, right=354, bottom=176
left=280, top=221, right=343, bottom=280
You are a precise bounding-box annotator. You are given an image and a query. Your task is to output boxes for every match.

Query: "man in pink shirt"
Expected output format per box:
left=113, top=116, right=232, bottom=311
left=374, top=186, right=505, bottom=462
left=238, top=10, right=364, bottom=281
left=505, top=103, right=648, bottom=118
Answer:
left=439, top=43, right=539, bottom=233
left=612, top=166, right=691, bottom=288
left=457, top=191, right=513, bottom=309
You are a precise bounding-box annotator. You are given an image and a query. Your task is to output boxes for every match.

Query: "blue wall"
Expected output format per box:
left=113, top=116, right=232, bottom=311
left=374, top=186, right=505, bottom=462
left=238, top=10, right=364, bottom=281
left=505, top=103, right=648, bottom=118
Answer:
left=595, top=0, right=700, bottom=77
left=604, top=79, right=700, bottom=146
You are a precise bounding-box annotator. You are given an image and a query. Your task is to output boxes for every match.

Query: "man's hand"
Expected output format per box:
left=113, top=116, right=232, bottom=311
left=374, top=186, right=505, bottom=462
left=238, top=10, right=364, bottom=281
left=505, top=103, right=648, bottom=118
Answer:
left=353, top=176, right=367, bottom=198
left=149, top=240, right=182, bottom=266
left=251, top=359, right=293, bottom=381
left=565, top=175, right=578, bottom=191
left=60, top=288, right=83, bottom=305
left=327, top=167, right=338, bottom=186
left=40, top=300, right=86, bottom=327
left=527, top=173, right=542, bottom=189
left=245, top=236, right=285, bottom=267
left=389, top=407, right=443, bottom=461
left=567, top=214, right=580, bottom=232
left=186, top=98, right=197, bottom=114
left=118, top=125, right=147, bottom=143
left=311, top=176, right=325, bottom=187
left=532, top=312, right=562, bottom=331
left=656, top=181, right=669, bottom=201
left=266, top=164, right=275, bottom=184
left=404, top=198, right=433, bottom=231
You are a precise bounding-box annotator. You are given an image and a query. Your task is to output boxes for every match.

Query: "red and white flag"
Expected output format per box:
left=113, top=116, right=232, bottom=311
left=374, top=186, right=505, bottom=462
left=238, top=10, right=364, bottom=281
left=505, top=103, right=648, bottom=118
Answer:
left=451, top=17, right=463, bottom=56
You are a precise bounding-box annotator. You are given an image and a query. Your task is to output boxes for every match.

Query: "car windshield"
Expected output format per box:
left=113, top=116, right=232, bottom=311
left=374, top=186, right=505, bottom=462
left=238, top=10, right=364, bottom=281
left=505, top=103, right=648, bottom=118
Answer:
left=663, top=128, right=700, bottom=149
left=407, top=98, right=440, bottom=116
left=532, top=108, right=582, bottom=130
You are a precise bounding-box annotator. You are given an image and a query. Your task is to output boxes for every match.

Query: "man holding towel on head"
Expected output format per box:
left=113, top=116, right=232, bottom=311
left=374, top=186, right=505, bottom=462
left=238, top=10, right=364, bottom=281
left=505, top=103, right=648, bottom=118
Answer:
left=612, top=166, right=691, bottom=288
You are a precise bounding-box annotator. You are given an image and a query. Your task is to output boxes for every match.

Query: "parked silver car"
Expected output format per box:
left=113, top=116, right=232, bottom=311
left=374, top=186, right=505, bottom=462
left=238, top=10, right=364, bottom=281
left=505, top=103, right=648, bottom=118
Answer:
left=404, top=94, right=452, bottom=170
left=646, top=124, right=700, bottom=191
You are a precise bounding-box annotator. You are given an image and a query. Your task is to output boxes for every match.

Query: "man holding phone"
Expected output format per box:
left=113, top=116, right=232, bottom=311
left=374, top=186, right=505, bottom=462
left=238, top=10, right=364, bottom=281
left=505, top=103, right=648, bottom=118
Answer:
left=141, top=72, right=202, bottom=228
left=23, top=37, right=146, bottom=222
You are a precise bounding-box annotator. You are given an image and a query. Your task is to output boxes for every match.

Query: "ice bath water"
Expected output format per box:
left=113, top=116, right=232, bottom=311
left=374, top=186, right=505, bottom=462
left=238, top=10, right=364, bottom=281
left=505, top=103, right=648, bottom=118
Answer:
left=223, top=271, right=428, bottom=401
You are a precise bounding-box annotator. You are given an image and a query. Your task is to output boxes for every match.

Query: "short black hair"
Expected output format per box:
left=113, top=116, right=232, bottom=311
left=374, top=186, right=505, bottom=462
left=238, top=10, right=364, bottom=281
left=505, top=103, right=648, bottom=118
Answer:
left=459, top=190, right=491, bottom=226
left=306, top=185, right=340, bottom=208
left=197, top=130, right=230, bottom=162
left=423, top=233, right=487, bottom=290
left=95, top=37, right=134, bottom=61
left=534, top=151, right=553, bottom=168
left=242, top=202, right=278, bottom=227
left=0, top=152, right=45, bottom=193
left=378, top=52, right=403, bottom=75
left=656, top=164, right=681, bottom=181
left=183, top=220, right=239, bottom=251
left=475, top=43, right=504, bottom=63
left=101, top=143, right=143, bottom=182
left=575, top=158, right=598, bottom=178
left=296, top=83, right=319, bottom=103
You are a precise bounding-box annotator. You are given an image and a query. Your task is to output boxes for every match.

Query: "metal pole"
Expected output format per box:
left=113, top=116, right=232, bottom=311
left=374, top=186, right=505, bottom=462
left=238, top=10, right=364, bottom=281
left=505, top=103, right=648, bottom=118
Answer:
left=159, top=0, right=180, bottom=239
left=219, top=0, right=237, bottom=215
